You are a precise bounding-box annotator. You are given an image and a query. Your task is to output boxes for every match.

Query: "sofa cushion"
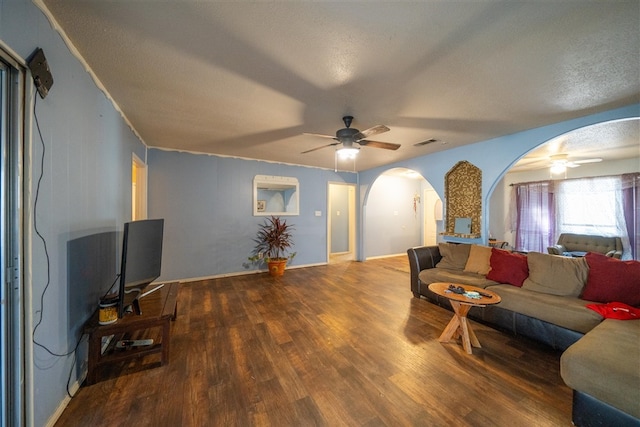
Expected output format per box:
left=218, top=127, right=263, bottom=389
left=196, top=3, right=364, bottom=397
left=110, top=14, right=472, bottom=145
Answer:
left=419, top=268, right=498, bottom=289
left=561, top=319, right=640, bottom=418
left=486, top=248, right=529, bottom=287
left=486, top=284, right=603, bottom=333
left=581, top=252, right=640, bottom=306
left=435, top=242, right=470, bottom=271
left=522, top=252, right=588, bottom=297
left=463, top=244, right=492, bottom=275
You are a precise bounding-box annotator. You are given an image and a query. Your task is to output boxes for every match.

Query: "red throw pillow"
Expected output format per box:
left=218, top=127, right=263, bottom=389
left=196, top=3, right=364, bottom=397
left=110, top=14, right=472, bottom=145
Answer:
left=486, top=248, right=529, bottom=287
left=582, top=252, right=640, bottom=306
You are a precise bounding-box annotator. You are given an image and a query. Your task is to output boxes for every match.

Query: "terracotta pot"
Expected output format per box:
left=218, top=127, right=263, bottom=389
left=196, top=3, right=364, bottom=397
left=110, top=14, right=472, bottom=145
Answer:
left=267, top=259, right=287, bottom=277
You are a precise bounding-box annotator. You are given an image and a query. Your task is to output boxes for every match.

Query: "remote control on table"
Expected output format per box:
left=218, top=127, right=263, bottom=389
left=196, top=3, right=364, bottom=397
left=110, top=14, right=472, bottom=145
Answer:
left=116, top=339, right=154, bottom=349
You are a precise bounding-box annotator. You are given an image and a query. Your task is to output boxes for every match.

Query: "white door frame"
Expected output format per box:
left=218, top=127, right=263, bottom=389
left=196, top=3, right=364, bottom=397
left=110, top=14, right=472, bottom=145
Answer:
left=327, top=182, right=356, bottom=263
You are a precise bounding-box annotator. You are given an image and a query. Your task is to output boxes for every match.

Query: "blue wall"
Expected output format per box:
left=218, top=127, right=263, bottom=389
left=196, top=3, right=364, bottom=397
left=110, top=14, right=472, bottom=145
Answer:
left=1, top=2, right=145, bottom=425
left=147, top=149, right=356, bottom=281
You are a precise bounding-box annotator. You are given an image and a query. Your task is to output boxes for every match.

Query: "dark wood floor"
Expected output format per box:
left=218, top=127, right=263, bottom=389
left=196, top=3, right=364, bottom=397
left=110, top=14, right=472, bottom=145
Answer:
left=55, top=256, right=572, bottom=426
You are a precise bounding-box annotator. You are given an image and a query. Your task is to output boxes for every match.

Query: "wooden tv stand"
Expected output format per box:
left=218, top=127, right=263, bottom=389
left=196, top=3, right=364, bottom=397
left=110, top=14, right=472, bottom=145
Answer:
left=83, top=281, right=178, bottom=385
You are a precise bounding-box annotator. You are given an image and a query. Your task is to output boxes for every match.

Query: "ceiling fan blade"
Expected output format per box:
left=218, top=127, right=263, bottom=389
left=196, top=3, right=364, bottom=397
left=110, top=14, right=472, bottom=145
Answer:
left=353, top=125, right=390, bottom=141
left=573, top=158, right=602, bottom=164
left=301, top=142, right=339, bottom=154
left=358, top=140, right=401, bottom=150
left=303, top=132, right=337, bottom=140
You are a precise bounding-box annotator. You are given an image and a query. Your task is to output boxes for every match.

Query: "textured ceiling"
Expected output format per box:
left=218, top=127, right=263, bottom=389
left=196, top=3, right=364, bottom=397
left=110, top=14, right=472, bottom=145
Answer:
left=39, top=1, right=640, bottom=171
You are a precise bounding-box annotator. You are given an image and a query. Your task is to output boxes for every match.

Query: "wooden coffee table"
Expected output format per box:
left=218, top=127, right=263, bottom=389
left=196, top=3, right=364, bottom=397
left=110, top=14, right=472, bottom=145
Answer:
left=428, top=282, right=501, bottom=354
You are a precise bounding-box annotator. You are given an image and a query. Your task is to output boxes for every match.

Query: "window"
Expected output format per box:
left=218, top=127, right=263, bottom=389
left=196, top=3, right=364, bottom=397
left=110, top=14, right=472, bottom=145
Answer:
left=512, top=174, right=639, bottom=259
left=556, top=177, right=624, bottom=236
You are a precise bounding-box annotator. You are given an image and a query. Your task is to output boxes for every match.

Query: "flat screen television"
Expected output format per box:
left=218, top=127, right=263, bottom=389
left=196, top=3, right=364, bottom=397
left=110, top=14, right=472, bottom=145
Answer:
left=117, top=219, right=164, bottom=317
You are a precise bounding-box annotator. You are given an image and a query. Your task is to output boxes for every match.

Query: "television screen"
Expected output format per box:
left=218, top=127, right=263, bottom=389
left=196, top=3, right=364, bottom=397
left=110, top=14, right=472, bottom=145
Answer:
left=117, top=218, right=164, bottom=317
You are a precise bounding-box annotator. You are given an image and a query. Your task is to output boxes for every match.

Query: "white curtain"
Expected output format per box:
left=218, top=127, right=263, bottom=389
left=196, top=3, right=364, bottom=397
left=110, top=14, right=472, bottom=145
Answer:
left=555, top=176, right=631, bottom=259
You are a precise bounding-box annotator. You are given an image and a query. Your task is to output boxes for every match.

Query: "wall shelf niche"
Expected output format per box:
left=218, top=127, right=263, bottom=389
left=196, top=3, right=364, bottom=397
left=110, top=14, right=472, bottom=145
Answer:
left=253, top=175, right=299, bottom=216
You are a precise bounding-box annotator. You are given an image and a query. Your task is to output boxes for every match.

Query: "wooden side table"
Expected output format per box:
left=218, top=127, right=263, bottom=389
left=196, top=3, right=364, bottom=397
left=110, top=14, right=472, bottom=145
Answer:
left=83, top=281, right=179, bottom=385
left=428, top=282, right=501, bottom=354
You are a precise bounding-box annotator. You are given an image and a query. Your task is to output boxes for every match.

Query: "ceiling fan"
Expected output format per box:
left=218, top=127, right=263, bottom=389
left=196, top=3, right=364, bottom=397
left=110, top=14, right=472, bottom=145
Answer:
left=549, top=154, right=602, bottom=168
left=547, top=154, right=602, bottom=176
left=302, top=116, right=401, bottom=157
left=517, top=153, right=603, bottom=172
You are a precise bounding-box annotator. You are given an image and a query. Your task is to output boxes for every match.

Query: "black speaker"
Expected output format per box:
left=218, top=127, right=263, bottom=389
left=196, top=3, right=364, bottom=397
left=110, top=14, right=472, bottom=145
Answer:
left=28, top=48, right=54, bottom=99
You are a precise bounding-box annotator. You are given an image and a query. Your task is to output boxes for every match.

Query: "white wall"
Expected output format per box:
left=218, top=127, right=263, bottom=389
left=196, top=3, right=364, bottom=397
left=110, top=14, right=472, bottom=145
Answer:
left=364, top=174, right=423, bottom=258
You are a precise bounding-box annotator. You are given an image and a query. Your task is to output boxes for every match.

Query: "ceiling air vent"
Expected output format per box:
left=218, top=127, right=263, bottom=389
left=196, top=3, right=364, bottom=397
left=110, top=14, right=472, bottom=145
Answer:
left=413, top=138, right=440, bottom=147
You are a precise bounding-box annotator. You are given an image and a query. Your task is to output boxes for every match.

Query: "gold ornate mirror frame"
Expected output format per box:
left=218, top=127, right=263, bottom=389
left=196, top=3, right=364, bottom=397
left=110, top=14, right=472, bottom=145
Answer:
left=444, top=161, right=482, bottom=238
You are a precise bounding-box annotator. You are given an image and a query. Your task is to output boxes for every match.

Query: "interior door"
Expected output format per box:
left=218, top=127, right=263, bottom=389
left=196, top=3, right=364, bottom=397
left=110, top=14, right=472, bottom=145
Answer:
left=328, top=183, right=356, bottom=263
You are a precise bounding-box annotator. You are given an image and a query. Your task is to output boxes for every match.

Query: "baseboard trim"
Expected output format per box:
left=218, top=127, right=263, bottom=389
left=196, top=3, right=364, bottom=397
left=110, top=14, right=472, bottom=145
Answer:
left=45, top=369, right=85, bottom=427
left=365, top=253, right=406, bottom=260
left=177, top=262, right=328, bottom=284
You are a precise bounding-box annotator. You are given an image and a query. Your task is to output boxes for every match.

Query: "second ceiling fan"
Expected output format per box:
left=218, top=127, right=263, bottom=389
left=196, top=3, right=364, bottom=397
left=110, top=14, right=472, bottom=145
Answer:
left=302, top=116, right=401, bottom=155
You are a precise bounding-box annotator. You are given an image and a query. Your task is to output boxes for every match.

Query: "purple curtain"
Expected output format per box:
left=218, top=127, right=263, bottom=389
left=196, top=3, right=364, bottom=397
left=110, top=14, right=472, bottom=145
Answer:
left=514, top=181, right=555, bottom=253
left=622, top=173, right=639, bottom=260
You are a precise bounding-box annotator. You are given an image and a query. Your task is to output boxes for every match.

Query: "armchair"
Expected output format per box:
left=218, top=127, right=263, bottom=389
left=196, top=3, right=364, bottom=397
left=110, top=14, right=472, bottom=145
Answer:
left=547, top=233, right=623, bottom=259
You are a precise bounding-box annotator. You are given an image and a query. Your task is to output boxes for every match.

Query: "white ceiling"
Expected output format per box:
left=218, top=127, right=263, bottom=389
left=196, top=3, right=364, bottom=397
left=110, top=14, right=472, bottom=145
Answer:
left=39, top=1, right=640, bottom=171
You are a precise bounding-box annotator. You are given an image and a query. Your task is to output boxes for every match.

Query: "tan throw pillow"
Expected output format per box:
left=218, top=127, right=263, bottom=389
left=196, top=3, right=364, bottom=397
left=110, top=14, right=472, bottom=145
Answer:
left=464, top=244, right=492, bottom=275
left=436, top=242, right=471, bottom=271
left=522, top=251, right=588, bottom=297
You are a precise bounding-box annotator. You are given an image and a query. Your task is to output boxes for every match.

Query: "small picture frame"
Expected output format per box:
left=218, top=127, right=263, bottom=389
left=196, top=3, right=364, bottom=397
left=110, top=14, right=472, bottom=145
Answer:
left=257, top=200, right=266, bottom=212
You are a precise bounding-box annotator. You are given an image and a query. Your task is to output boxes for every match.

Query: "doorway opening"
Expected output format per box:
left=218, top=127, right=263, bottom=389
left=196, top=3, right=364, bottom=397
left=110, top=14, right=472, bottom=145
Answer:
left=328, top=183, right=356, bottom=263
left=132, top=154, right=147, bottom=220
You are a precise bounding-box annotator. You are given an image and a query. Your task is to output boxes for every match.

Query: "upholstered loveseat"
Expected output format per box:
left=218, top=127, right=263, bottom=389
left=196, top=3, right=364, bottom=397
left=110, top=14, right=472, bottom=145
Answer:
left=547, top=233, right=623, bottom=258
left=407, top=243, right=639, bottom=427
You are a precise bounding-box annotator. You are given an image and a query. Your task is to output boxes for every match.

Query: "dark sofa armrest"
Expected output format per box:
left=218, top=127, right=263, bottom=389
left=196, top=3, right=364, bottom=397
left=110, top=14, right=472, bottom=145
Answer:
left=407, top=245, right=441, bottom=297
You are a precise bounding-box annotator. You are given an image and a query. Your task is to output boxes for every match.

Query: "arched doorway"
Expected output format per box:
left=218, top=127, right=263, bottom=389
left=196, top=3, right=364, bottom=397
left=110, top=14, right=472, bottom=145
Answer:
left=363, top=168, right=441, bottom=259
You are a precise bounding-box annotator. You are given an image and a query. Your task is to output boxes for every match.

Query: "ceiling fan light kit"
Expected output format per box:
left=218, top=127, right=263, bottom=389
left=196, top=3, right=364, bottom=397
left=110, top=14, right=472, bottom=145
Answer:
left=336, top=146, right=360, bottom=159
left=550, top=163, right=567, bottom=177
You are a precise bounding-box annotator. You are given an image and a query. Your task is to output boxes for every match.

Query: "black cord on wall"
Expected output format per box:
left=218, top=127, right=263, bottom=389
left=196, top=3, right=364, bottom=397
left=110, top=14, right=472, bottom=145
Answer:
left=30, top=91, right=85, bottom=397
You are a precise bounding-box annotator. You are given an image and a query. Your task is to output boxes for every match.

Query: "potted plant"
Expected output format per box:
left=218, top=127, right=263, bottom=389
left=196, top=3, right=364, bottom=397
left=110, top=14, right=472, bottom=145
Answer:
left=248, top=216, right=296, bottom=277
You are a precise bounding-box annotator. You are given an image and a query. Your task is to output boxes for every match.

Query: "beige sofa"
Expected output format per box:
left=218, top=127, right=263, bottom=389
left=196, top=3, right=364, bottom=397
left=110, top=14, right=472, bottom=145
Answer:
left=407, top=242, right=640, bottom=426
left=547, top=233, right=623, bottom=259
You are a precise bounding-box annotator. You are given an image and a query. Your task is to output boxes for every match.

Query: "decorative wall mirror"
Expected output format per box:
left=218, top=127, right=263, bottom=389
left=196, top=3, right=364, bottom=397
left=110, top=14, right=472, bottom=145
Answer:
left=444, top=161, right=481, bottom=238
left=253, top=175, right=299, bottom=216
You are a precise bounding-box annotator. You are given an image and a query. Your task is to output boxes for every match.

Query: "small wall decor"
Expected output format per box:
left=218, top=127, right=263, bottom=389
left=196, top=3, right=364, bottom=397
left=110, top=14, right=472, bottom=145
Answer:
left=413, top=193, right=420, bottom=217
left=444, top=161, right=482, bottom=237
